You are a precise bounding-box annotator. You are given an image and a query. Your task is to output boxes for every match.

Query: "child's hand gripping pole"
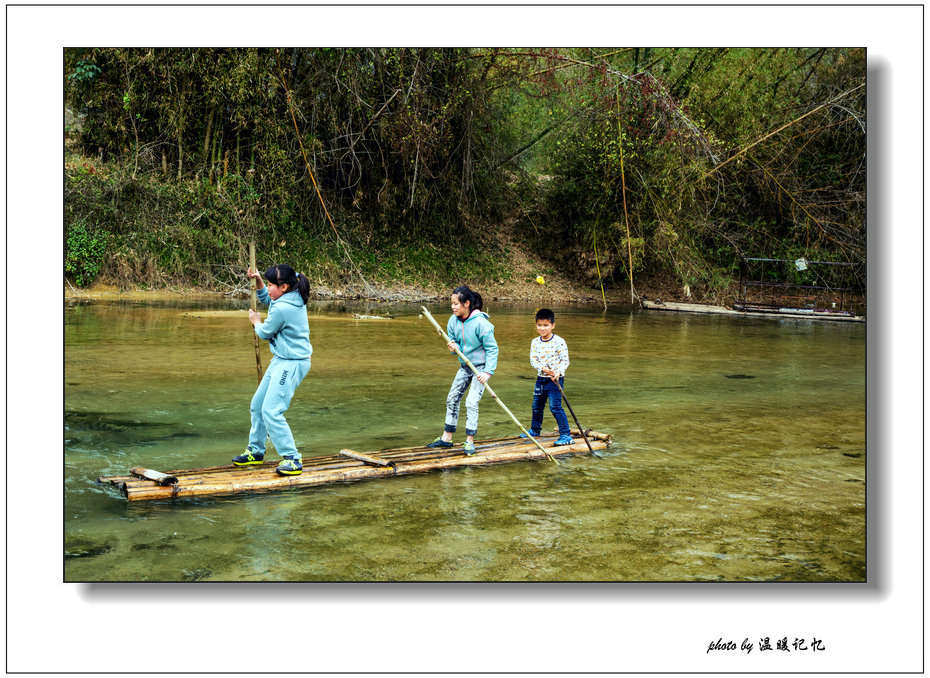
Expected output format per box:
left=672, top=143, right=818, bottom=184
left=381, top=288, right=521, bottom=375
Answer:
left=421, top=306, right=559, bottom=465
left=249, top=243, right=263, bottom=384
left=546, top=364, right=597, bottom=457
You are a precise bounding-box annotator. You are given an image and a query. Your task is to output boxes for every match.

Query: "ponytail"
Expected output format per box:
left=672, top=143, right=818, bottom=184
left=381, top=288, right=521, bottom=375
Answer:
left=452, top=285, right=484, bottom=314
left=294, top=273, right=310, bottom=305
left=264, top=264, right=311, bottom=305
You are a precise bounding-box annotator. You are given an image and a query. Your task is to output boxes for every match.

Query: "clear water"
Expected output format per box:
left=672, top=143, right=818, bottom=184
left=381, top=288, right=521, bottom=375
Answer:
left=64, top=298, right=865, bottom=581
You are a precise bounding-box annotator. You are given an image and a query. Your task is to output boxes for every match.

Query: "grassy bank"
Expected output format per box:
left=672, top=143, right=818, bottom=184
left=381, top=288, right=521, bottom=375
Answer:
left=65, top=152, right=625, bottom=304
left=68, top=151, right=834, bottom=309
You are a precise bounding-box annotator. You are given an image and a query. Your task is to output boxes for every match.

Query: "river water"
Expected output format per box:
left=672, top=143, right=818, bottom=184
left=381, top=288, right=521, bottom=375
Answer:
left=64, top=297, right=865, bottom=581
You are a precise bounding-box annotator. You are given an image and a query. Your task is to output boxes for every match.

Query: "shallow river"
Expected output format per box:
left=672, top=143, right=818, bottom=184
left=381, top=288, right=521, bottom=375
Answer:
left=64, top=297, right=865, bottom=581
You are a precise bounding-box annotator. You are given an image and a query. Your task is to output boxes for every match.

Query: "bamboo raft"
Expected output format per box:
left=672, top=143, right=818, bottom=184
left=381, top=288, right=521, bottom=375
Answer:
left=98, top=428, right=611, bottom=502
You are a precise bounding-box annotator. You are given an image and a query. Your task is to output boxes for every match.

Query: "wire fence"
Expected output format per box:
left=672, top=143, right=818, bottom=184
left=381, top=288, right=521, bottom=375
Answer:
left=735, top=257, right=865, bottom=317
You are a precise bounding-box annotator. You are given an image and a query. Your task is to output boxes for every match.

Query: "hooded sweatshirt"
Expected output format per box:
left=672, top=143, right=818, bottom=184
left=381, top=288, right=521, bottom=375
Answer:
left=446, top=310, right=498, bottom=375
left=254, top=287, right=313, bottom=360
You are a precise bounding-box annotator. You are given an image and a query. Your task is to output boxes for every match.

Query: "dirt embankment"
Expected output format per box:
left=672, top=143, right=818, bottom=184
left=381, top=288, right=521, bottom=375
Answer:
left=64, top=270, right=688, bottom=307
left=65, top=279, right=609, bottom=305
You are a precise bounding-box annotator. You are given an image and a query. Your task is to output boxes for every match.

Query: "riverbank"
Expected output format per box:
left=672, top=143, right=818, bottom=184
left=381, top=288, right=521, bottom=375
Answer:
left=65, top=148, right=736, bottom=309
left=65, top=279, right=610, bottom=305
left=64, top=270, right=688, bottom=306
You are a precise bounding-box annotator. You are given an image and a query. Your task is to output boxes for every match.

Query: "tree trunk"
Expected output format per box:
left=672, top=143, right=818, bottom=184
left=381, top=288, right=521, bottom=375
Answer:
left=215, top=131, right=223, bottom=174
left=130, top=114, right=140, bottom=180
left=176, top=77, right=186, bottom=181
left=177, top=136, right=183, bottom=180
left=203, top=106, right=215, bottom=176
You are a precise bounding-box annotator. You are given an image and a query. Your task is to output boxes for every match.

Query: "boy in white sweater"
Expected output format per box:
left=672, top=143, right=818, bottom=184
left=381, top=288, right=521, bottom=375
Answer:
left=524, top=308, right=573, bottom=445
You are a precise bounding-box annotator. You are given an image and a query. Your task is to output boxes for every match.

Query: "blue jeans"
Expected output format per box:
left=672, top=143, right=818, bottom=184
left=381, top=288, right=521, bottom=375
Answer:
left=249, top=355, right=311, bottom=460
left=443, top=364, right=486, bottom=437
left=530, top=376, right=570, bottom=436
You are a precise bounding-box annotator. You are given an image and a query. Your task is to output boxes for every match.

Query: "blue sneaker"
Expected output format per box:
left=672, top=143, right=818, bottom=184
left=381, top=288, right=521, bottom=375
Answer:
left=463, top=441, right=477, bottom=456
left=519, top=430, right=541, bottom=439
left=232, top=449, right=264, bottom=466
left=553, top=435, right=573, bottom=446
left=276, top=458, right=303, bottom=476
left=426, top=436, right=454, bottom=448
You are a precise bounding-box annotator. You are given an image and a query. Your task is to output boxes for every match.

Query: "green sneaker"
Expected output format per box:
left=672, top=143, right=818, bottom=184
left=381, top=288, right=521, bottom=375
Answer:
left=276, top=458, right=303, bottom=476
left=463, top=441, right=477, bottom=456
left=426, top=436, right=454, bottom=448
left=232, top=449, right=264, bottom=466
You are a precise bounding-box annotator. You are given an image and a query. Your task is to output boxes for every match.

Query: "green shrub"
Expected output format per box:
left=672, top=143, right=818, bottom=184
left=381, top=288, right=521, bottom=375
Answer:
left=66, top=220, right=110, bottom=287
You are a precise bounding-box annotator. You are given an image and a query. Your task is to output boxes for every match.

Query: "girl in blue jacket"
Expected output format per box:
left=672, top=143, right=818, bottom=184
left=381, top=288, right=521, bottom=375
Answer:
left=426, top=285, right=499, bottom=456
left=232, top=264, right=312, bottom=476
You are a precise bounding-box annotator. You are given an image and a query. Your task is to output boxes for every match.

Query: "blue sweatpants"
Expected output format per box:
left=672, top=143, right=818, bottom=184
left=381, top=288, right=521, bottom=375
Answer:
left=530, top=376, right=571, bottom=436
left=248, top=355, right=311, bottom=460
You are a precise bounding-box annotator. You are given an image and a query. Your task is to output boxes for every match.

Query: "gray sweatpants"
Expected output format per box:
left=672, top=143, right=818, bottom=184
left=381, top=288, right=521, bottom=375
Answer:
left=443, top=364, right=487, bottom=437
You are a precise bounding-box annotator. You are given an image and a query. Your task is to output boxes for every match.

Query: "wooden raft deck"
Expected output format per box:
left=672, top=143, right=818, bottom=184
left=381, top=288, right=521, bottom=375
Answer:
left=98, top=429, right=611, bottom=501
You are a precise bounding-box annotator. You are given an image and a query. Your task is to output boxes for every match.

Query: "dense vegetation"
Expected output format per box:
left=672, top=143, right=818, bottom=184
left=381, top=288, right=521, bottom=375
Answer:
left=65, top=48, right=865, bottom=302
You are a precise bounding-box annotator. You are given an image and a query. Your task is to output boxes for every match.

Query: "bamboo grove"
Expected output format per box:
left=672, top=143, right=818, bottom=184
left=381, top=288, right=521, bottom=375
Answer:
left=65, top=48, right=866, bottom=300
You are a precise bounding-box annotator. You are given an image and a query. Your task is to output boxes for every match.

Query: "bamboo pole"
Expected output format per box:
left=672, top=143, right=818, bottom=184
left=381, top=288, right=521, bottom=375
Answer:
left=593, top=224, right=608, bottom=311
left=545, top=372, right=596, bottom=457
left=249, top=243, right=263, bottom=383
left=616, top=102, right=635, bottom=305
left=420, top=306, right=559, bottom=464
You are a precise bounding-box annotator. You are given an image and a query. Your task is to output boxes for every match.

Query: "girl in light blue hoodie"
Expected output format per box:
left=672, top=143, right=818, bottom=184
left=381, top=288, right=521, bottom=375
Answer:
left=231, top=264, right=312, bottom=476
left=426, top=285, right=498, bottom=456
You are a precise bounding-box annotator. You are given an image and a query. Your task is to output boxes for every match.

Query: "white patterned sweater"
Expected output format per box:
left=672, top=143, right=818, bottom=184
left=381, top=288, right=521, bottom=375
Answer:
left=529, top=334, right=570, bottom=377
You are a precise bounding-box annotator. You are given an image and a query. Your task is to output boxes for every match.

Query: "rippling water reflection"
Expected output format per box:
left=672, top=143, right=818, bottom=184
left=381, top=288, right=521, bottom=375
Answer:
left=65, top=297, right=865, bottom=581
